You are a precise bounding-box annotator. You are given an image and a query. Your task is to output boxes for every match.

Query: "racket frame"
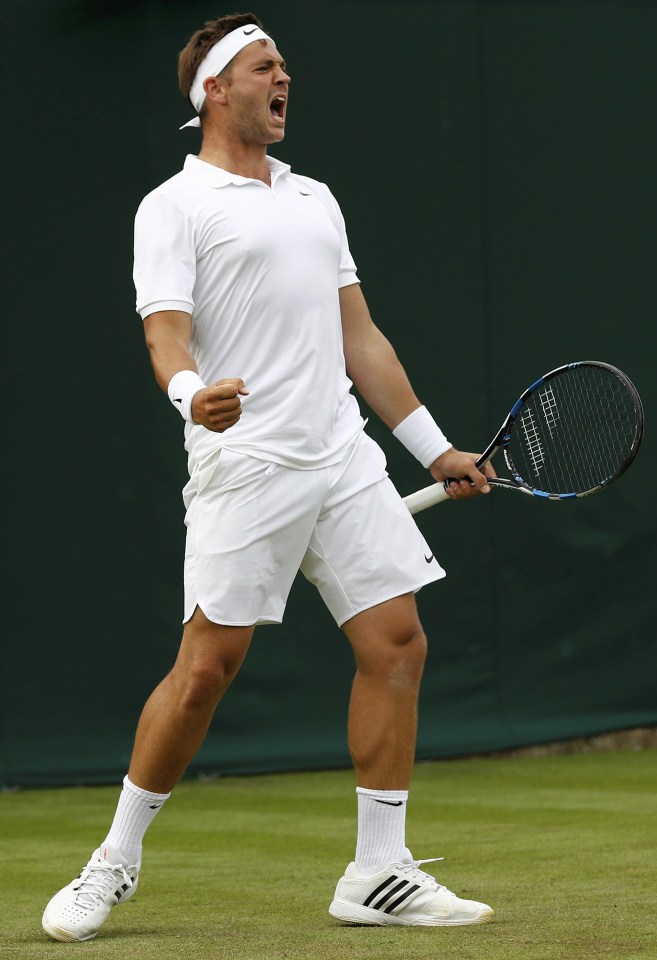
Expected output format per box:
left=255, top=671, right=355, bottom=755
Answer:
left=403, top=361, right=644, bottom=515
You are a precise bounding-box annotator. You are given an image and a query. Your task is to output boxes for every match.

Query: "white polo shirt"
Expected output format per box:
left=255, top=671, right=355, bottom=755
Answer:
left=134, top=154, right=365, bottom=473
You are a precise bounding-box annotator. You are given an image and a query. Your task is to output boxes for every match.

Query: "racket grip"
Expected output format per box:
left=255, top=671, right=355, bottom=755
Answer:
left=403, top=481, right=450, bottom=515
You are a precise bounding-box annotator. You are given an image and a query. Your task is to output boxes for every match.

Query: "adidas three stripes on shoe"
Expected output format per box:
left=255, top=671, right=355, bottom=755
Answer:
left=42, top=848, right=492, bottom=939
left=42, top=846, right=140, bottom=942
left=329, top=855, right=494, bottom=926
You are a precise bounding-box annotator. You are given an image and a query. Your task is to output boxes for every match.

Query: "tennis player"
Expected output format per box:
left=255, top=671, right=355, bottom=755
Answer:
left=42, top=12, right=495, bottom=941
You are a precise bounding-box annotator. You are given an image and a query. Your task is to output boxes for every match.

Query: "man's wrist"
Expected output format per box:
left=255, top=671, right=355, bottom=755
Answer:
left=392, top=406, right=451, bottom=468
left=167, top=370, right=207, bottom=423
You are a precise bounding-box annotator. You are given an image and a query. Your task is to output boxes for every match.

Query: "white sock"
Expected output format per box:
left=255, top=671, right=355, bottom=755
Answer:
left=354, top=786, right=409, bottom=875
left=100, top=776, right=171, bottom=866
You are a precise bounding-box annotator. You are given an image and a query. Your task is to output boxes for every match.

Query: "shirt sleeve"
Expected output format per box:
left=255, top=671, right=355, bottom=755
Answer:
left=301, top=178, right=359, bottom=288
left=133, top=191, right=197, bottom=320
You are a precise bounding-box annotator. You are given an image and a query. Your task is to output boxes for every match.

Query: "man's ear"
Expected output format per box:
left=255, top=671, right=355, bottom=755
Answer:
left=203, top=75, right=229, bottom=106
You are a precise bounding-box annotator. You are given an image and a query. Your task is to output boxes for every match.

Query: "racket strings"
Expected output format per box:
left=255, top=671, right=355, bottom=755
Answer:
left=507, top=366, right=639, bottom=495
left=518, top=405, right=546, bottom=474
left=544, top=371, right=635, bottom=491
left=542, top=373, right=610, bottom=491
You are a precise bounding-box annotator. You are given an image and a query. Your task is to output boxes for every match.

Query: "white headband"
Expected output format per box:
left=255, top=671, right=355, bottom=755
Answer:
left=180, top=24, right=273, bottom=129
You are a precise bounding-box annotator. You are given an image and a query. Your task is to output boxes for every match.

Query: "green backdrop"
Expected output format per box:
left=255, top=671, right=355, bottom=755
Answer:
left=3, top=0, right=655, bottom=787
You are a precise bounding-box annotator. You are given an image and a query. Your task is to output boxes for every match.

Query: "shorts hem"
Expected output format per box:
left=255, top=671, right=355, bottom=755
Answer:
left=182, top=603, right=283, bottom=628
left=335, top=570, right=446, bottom=628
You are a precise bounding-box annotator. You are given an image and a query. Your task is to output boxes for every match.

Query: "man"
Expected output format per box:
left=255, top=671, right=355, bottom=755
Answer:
left=42, top=12, right=495, bottom=942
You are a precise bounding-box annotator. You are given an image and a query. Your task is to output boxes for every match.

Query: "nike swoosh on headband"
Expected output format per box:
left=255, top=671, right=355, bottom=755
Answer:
left=180, top=25, right=274, bottom=130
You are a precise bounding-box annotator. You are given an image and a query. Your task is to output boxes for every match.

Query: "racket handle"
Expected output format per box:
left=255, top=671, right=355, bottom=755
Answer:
left=403, top=481, right=450, bottom=515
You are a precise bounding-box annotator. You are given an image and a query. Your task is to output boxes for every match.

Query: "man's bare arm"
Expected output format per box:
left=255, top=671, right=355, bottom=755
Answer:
left=339, top=284, right=420, bottom=428
left=339, top=284, right=492, bottom=498
left=143, top=310, right=248, bottom=432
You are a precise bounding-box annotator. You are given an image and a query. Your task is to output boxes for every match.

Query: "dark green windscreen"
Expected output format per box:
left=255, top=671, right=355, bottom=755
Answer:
left=3, top=1, right=655, bottom=786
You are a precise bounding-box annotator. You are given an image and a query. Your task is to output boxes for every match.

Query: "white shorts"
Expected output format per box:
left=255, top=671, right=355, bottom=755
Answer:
left=182, top=432, right=445, bottom=627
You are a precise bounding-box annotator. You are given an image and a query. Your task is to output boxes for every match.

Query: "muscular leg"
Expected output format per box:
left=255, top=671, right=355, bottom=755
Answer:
left=342, top=592, right=427, bottom=790
left=128, top=606, right=254, bottom=794
left=41, top=609, right=253, bottom=942
left=332, top=593, right=494, bottom=925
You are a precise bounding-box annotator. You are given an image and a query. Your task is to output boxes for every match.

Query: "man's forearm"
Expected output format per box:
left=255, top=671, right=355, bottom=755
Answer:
left=148, top=337, right=199, bottom=394
left=347, top=331, right=422, bottom=429
left=143, top=311, right=196, bottom=394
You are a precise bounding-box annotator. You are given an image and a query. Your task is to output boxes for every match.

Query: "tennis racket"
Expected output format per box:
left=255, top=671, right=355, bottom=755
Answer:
left=403, top=361, right=644, bottom=515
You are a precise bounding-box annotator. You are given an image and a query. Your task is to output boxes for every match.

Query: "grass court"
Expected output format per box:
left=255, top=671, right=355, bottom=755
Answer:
left=2, top=748, right=655, bottom=960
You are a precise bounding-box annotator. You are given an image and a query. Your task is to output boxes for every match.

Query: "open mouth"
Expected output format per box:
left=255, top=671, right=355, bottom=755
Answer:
left=270, top=95, right=286, bottom=121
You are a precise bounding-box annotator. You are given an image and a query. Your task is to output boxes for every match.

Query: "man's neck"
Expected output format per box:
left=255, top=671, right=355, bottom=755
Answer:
left=198, top=132, right=271, bottom=185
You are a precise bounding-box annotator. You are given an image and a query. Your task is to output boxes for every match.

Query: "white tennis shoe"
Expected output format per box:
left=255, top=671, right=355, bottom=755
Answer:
left=42, top=846, right=140, bottom=942
left=329, top=855, right=494, bottom=926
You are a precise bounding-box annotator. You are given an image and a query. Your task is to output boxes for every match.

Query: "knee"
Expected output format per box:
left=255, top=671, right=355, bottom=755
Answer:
left=171, top=614, right=252, bottom=712
left=392, top=623, right=427, bottom=675
left=173, top=658, right=237, bottom=712
left=361, top=623, right=427, bottom=683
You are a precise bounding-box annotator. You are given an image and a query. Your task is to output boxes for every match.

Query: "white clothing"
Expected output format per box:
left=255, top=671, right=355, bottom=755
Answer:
left=182, top=433, right=445, bottom=627
left=134, top=154, right=365, bottom=473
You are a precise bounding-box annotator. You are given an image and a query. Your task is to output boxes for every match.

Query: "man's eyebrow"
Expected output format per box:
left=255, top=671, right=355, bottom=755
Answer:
left=254, top=56, right=287, bottom=70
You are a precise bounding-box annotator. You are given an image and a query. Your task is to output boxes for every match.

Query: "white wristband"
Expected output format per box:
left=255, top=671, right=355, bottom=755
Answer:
left=167, top=370, right=207, bottom=424
left=392, top=406, right=451, bottom=468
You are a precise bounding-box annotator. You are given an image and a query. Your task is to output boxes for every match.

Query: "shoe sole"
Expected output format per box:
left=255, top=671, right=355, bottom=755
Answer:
left=328, top=897, right=494, bottom=926
left=41, top=918, right=97, bottom=942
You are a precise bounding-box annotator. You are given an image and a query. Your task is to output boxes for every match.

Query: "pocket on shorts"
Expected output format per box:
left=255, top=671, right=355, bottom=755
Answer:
left=358, top=431, right=389, bottom=479
left=330, top=432, right=389, bottom=504
left=197, top=450, right=224, bottom=495
left=182, top=449, right=223, bottom=511
left=205, top=449, right=280, bottom=495
left=184, top=450, right=280, bottom=510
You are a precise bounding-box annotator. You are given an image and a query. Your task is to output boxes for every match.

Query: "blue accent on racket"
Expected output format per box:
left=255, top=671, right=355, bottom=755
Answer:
left=403, top=360, right=644, bottom=515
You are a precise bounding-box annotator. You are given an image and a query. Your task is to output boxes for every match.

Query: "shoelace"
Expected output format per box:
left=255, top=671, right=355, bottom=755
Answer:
left=73, top=857, right=134, bottom=908
left=397, top=856, right=450, bottom=893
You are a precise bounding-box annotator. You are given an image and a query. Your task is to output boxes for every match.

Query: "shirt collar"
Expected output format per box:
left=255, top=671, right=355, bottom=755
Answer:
left=183, top=154, right=292, bottom=188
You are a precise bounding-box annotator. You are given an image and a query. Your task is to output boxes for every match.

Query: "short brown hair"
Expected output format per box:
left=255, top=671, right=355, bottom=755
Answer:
left=177, top=12, right=266, bottom=101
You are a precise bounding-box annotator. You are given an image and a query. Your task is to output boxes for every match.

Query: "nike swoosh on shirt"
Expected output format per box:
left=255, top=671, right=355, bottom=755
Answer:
left=425, top=553, right=434, bottom=563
